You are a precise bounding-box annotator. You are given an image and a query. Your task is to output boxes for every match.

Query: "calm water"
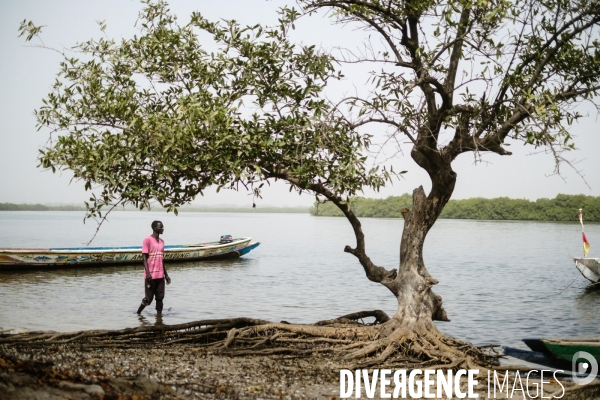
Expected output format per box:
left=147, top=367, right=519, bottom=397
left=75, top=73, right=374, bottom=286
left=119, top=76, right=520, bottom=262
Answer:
left=0, top=211, right=598, bottom=348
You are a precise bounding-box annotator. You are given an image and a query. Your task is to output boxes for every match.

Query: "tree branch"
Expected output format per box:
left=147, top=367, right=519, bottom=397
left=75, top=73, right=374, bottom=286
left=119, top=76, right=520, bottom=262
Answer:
left=311, top=1, right=411, bottom=68
left=444, top=7, right=470, bottom=106
left=265, top=168, right=398, bottom=294
left=525, top=15, right=600, bottom=93
left=349, top=117, right=417, bottom=145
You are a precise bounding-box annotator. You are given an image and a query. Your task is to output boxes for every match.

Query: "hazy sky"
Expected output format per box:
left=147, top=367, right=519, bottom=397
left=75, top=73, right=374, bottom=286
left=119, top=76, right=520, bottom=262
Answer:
left=1, top=0, right=599, bottom=208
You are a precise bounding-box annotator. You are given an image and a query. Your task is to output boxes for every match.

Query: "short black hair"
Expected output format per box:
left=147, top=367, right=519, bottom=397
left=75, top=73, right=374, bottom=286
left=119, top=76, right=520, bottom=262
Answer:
left=151, top=220, right=163, bottom=230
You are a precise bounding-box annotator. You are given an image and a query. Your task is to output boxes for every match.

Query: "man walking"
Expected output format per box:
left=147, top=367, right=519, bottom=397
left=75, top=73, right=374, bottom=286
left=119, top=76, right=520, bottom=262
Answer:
left=136, top=220, right=171, bottom=315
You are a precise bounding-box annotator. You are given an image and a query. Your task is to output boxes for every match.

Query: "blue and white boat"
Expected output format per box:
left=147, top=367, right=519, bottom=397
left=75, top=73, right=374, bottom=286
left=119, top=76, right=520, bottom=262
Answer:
left=0, top=237, right=260, bottom=268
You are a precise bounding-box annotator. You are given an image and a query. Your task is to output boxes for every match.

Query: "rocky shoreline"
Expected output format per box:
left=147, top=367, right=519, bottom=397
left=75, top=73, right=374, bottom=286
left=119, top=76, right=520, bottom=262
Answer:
left=2, top=342, right=600, bottom=399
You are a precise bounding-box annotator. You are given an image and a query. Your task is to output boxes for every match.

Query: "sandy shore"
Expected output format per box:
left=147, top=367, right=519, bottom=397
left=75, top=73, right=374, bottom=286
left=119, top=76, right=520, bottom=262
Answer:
left=2, top=343, right=600, bottom=399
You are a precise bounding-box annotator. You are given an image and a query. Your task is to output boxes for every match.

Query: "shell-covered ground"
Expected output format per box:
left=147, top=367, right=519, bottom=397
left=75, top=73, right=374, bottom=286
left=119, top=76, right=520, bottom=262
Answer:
left=0, top=343, right=343, bottom=399
left=2, top=343, right=600, bottom=399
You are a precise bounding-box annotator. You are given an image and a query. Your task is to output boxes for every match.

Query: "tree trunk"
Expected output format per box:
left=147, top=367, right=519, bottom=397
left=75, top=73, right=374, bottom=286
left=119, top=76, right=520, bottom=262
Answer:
left=275, top=161, right=465, bottom=359
left=377, top=164, right=457, bottom=337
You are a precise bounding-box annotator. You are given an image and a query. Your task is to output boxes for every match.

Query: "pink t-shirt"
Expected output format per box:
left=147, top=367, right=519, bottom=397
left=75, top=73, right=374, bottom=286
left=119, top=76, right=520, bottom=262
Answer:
left=142, top=235, right=164, bottom=279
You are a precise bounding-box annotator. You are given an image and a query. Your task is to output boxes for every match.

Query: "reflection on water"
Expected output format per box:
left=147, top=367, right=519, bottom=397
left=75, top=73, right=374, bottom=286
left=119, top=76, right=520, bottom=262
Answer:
left=574, top=287, right=600, bottom=322
left=0, top=211, right=598, bottom=347
left=137, top=313, right=165, bottom=327
left=0, top=265, right=139, bottom=284
left=137, top=314, right=152, bottom=327
left=0, top=258, right=248, bottom=284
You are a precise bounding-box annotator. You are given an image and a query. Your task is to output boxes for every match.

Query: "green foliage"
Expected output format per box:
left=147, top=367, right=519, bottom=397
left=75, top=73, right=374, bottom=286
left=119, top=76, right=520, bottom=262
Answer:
left=311, top=193, right=413, bottom=218
left=22, top=0, right=391, bottom=219
left=19, top=0, right=600, bottom=223
left=299, top=0, right=600, bottom=163
left=311, top=194, right=600, bottom=221
left=17, top=20, right=44, bottom=41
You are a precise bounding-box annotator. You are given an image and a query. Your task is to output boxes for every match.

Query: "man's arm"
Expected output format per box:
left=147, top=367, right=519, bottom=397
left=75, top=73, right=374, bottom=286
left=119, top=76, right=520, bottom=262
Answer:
left=163, top=260, right=171, bottom=285
left=143, top=253, right=152, bottom=279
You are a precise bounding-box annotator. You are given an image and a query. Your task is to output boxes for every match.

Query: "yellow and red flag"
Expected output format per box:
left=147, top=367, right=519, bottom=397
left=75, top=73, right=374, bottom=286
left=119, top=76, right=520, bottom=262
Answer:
left=582, top=232, right=590, bottom=257
left=578, top=209, right=590, bottom=257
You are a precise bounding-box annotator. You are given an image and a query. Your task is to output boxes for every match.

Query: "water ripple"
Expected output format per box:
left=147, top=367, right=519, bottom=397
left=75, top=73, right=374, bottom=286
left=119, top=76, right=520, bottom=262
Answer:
left=0, top=212, right=598, bottom=346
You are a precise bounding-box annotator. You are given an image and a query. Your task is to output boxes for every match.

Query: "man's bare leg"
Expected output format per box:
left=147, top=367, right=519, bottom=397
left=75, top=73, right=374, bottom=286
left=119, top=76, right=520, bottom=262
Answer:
left=136, top=304, right=146, bottom=314
left=156, top=298, right=163, bottom=317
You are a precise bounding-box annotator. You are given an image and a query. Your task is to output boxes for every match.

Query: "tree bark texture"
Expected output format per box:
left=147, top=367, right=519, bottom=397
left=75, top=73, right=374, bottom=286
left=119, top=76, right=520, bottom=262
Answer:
left=381, top=151, right=457, bottom=335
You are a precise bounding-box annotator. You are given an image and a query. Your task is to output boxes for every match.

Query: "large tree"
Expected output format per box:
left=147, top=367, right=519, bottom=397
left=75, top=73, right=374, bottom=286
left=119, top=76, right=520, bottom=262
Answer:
left=20, top=0, right=600, bottom=366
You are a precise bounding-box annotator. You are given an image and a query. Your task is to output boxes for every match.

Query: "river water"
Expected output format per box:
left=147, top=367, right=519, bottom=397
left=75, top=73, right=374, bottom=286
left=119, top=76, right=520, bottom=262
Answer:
left=0, top=211, right=598, bottom=348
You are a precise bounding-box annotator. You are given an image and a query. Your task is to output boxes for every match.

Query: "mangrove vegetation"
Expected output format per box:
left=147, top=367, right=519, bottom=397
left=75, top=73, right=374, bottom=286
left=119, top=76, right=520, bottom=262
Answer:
left=311, top=194, right=600, bottom=221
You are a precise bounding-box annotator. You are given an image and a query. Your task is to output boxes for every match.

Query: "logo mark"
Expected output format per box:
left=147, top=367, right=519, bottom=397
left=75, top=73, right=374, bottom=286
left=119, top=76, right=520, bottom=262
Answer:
left=572, top=351, right=598, bottom=385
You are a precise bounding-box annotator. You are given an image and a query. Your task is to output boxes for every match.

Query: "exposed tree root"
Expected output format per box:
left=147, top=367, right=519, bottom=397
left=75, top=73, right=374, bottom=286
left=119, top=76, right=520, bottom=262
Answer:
left=315, top=309, right=391, bottom=325
left=0, top=312, right=500, bottom=372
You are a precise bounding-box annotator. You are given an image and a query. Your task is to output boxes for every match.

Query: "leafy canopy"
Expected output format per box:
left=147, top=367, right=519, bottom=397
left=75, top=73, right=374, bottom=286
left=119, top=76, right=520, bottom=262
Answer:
left=299, top=0, right=600, bottom=174
left=19, top=0, right=600, bottom=218
left=20, top=0, right=392, bottom=217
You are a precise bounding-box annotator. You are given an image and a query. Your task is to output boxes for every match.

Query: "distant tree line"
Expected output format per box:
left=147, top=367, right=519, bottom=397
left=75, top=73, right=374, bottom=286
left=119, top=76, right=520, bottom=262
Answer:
left=0, top=202, right=308, bottom=214
left=310, top=194, right=600, bottom=222
left=4, top=196, right=598, bottom=221
left=179, top=206, right=308, bottom=213
left=0, top=203, right=86, bottom=211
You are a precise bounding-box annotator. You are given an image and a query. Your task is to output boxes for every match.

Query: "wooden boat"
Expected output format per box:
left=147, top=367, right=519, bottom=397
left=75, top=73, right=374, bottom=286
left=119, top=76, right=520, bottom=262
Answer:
left=502, top=346, right=572, bottom=375
left=0, top=237, right=260, bottom=268
left=524, top=338, right=600, bottom=363
left=573, top=257, right=600, bottom=284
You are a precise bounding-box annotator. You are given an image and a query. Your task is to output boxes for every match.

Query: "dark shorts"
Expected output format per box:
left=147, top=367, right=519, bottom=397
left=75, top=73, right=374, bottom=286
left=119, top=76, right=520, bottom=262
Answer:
left=142, top=278, right=165, bottom=310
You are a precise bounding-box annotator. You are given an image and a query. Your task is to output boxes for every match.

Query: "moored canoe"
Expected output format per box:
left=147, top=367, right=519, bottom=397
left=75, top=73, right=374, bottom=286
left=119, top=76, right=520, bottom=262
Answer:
left=0, top=237, right=259, bottom=268
left=523, top=338, right=600, bottom=363
left=573, top=258, right=600, bottom=284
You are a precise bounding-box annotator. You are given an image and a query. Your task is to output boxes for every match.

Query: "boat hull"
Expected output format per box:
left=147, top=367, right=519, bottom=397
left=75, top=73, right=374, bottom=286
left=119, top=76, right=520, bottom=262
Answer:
left=503, top=346, right=572, bottom=373
left=0, top=238, right=259, bottom=268
left=574, top=258, right=600, bottom=283
left=524, top=338, right=600, bottom=363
